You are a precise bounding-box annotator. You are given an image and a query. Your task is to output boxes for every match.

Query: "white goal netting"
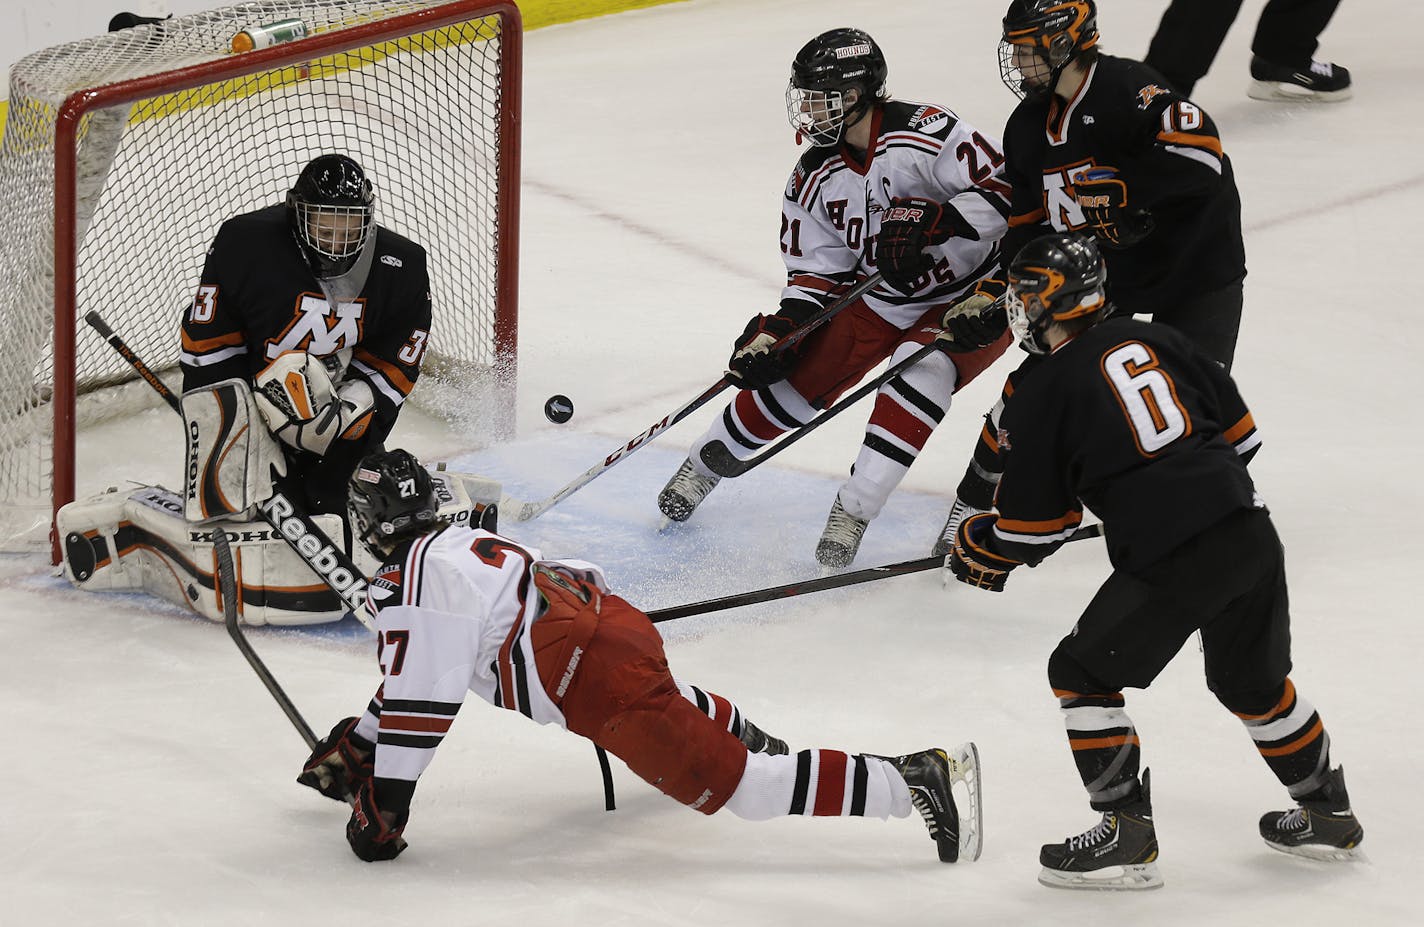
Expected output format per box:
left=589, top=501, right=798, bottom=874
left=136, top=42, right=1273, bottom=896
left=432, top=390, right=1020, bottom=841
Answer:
left=0, top=0, right=519, bottom=552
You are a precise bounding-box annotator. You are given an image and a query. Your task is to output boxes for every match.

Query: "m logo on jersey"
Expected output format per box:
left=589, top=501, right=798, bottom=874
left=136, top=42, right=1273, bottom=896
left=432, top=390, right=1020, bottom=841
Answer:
left=1136, top=84, right=1169, bottom=110
left=265, top=294, right=366, bottom=360
left=1041, top=161, right=1096, bottom=231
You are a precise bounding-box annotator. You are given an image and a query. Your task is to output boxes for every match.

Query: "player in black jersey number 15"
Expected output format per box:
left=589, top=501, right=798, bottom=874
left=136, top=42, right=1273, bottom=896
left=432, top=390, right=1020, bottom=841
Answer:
left=945, top=232, right=1363, bottom=889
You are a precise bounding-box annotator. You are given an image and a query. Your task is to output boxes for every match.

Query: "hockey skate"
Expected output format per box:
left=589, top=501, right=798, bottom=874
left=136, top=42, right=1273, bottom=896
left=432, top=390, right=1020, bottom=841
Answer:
left=877, top=742, right=982, bottom=863
left=1039, top=770, right=1162, bottom=891
left=737, top=718, right=789, bottom=756
left=1259, top=766, right=1364, bottom=861
left=931, top=497, right=986, bottom=558
left=657, top=458, right=721, bottom=523
left=816, top=497, right=869, bottom=568
left=1247, top=55, right=1352, bottom=102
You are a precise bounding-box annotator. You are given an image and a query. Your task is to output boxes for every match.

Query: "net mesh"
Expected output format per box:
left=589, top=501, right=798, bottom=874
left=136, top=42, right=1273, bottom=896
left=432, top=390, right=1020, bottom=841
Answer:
left=0, top=0, right=516, bottom=549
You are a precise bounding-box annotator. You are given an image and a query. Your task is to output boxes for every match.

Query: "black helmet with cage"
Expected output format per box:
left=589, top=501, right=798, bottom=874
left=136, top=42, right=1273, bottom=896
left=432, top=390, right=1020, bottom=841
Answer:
left=348, top=449, right=440, bottom=559
left=786, top=27, right=888, bottom=147
left=286, top=154, right=375, bottom=278
left=1006, top=232, right=1110, bottom=354
left=998, top=0, right=1099, bottom=100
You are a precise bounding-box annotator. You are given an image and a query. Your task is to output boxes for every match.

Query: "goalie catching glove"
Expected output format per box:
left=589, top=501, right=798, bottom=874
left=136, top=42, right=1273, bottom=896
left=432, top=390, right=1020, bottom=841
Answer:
left=1072, top=168, right=1155, bottom=249
left=253, top=351, right=375, bottom=456
left=728, top=299, right=819, bottom=389
left=937, top=278, right=1008, bottom=353
left=946, top=512, right=1021, bottom=592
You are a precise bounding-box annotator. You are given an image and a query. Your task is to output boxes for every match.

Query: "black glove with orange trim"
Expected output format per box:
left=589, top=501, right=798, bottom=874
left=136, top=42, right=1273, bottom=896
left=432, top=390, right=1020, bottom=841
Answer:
left=1072, top=168, right=1155, bottom=249
left=947, top=512, right=1020, bottom=592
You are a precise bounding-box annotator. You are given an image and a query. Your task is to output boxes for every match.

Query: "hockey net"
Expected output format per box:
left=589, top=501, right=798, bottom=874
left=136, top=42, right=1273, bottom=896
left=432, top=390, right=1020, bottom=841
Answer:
left=0, top=0, right=521, bottom=555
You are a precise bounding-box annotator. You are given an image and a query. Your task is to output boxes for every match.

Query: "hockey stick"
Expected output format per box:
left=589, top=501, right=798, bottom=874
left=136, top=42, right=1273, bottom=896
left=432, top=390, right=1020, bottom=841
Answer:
left=84, top=310, right=373, bottom=627
left=699, top=340, right=942, bottom=479
left=213, top=529, right=318, bottom=749
left=505, top=272, right=886, bottom=522
left=647, top=523, right=1104, bottom=623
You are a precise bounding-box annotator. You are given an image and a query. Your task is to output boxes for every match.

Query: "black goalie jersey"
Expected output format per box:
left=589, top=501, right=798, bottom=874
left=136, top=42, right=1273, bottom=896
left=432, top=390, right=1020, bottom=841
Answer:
left=1001, top=54, right=1246, bottom=313
left=985, top=317, right=1261, bottom=573
left=179, top=204, right=433, bottom=442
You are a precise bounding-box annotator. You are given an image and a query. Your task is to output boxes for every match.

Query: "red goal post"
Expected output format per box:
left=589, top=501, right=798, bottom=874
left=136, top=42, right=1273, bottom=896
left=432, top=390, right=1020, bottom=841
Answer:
left=0, top=1, right=521, bottom=559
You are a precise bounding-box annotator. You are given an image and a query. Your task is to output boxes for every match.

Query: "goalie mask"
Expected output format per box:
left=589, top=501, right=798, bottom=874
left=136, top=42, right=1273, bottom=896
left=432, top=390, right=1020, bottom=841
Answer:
left=1006, top=233, right=1109, bottom=354
left=787, top=28, right=888, bottom=147
left=348, top=449, right=439, bottom=558
left=287, top=154, right=375, bottom=279
left=999, top=0, right=1099, bottom=100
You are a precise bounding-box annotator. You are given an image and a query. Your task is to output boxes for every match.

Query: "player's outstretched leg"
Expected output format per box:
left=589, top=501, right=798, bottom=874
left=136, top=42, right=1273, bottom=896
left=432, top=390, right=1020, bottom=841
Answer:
left=874, top=743, right=982, bottom=863
left=816, top=495, right=870, bottom=568
left=1259, top=766, right=1364, bottom=860
left=657, top=457, right=722, bottom=522
left=676, top=681, right=790, bottom=756
left=1038, top=769, right=1162, bottom=891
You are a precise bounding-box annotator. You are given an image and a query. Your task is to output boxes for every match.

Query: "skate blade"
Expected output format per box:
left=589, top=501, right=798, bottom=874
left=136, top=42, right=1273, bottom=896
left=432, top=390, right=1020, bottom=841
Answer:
left=946, top=742, right=983, bottom=862
left=1037, top=862, right=1164, bottom=891
left=1264, top=840, right=1366, bottom=862
left=1246, top=79, right=1352, bottom=103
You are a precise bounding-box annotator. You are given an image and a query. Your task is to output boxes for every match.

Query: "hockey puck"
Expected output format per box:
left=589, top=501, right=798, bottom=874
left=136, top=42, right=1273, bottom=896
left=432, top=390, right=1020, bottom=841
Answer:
left=544, top=394, right=574, bottom=424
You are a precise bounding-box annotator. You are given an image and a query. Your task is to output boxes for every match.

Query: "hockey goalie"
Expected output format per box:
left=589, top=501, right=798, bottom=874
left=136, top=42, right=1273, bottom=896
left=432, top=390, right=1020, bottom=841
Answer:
left=57, top=155, right=499, bottom=625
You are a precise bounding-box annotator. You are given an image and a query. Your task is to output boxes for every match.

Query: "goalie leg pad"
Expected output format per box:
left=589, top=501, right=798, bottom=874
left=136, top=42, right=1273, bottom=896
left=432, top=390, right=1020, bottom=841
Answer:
left=59, top=485, right=347, bottom=626
left=181, top=377, right=286, bottom=523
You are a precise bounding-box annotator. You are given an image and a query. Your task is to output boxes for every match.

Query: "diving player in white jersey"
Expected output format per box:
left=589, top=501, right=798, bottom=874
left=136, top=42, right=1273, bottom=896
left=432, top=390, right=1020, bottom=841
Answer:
left=657, top=28, right=1014, bottom=569
left=297, top=449, right=983, bottom=864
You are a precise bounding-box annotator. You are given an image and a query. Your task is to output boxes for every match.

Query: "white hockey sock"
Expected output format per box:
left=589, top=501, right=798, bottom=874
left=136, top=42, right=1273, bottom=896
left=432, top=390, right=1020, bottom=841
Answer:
left=721, top=749, right=912, bottom=821
left=689, top=380, right=817, bottom=467
left=839, top=347, right=955, bottom=520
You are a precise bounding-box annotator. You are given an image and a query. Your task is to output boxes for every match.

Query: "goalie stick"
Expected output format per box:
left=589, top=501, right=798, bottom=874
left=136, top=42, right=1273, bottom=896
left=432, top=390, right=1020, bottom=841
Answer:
left=647, top=523, right=1104, bottom=623
left=505, top=272, right=887, bottom=522
left=84, top=310, right=374, bottom=629
left=213, top=528, right=318, bottom=749
left=699, top=340, right=942, bottom=479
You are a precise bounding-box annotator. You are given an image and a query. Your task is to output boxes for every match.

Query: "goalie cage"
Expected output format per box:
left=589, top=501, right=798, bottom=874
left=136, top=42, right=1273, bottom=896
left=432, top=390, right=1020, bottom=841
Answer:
left=0, top=0, right=521, bottom=558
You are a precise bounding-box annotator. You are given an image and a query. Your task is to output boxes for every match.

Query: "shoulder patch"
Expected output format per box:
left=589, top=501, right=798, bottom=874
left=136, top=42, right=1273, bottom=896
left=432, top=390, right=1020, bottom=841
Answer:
left=910, top=104, right=952, bottom=135
left=1136, top=84, right=1170, bottom=110
left=379, top=254, right=403, bottom=268
left=369, top=561, right=403, bottom=604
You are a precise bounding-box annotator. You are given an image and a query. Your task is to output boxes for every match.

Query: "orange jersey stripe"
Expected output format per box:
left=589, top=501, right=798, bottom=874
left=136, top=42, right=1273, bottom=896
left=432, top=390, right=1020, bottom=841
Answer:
left=1158, top=130, right=1224, bottom=157
left=1224, top=412, right=1257, bottom=443
left=354, top=347, right=416, bottom=396
left=997, top=510, right=1084, bottom=534
left=181, top=329, right=245, bottom=353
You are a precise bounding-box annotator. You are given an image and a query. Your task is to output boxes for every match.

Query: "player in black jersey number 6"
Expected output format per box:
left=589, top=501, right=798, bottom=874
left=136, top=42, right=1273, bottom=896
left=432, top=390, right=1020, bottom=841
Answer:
left=946, top=233, right=1363, bottom=890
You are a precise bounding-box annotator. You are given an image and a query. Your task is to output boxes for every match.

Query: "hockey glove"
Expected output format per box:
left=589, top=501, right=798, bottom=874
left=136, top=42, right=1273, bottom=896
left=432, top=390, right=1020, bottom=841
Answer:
left=253, top=352, right=376, bottom=456
left=297, top=716, right=374, bottom=803
left=947, top=512, right=1020, bottom=592
left=936, top=278, right=1008, bottom=353
left=347, top=780, right=409, bottom=862
left=1072, top=168, right=1155, bottom=249
left=877, top=197, right=953, bottom=294
left=728, top=300, right=819, bottom=389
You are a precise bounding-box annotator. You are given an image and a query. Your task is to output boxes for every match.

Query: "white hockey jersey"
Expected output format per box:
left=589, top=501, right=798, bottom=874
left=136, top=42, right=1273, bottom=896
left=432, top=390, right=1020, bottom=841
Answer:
left=781, top=100, right=1011, bottom=329
left=356, top=526, right=608, bottom=786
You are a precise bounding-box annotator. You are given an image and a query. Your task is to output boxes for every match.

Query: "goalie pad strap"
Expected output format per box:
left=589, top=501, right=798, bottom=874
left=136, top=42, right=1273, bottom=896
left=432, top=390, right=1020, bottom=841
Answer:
left=182, top=378, right=286, bottom=523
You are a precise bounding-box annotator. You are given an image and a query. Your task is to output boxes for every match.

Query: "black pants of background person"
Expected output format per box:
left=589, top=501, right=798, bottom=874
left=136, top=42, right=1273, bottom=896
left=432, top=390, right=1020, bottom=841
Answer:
left=1144, top=0, right=1343, bottom=96
left=1152, top=280, right=1243, bottom=371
